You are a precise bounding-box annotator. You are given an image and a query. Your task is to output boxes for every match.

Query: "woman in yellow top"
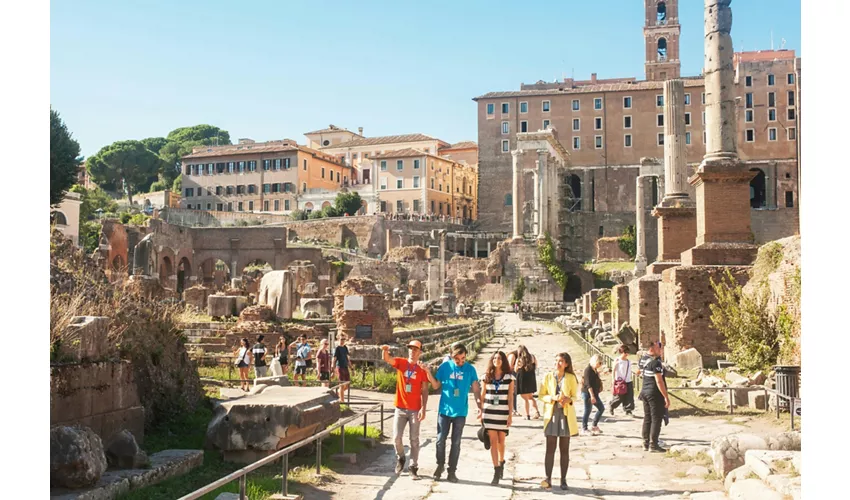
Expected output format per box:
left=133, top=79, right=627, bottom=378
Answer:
left=537, top=352, right=579, bottom=491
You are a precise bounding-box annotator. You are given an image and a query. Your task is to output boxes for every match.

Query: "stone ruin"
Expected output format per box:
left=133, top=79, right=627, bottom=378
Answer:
left=333, top=277, right=393, bottom=344
left=257, top=270, right=295, bottom=320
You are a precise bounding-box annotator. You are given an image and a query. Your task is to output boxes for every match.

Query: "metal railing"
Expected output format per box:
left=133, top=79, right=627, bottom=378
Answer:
left=178, top=400, right=386, bottom=500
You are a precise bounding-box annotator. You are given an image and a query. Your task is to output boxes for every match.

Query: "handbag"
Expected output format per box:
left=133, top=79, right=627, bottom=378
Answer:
left=477, top=422, right=491, bottom=450
left=613, top=361, right=629, bottom=396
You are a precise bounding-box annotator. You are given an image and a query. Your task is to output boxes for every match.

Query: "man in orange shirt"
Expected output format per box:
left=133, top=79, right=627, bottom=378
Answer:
left=381, top=340, right=429, bottom=480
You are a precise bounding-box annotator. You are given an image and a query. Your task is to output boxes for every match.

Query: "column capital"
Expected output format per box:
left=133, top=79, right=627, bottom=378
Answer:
left=511, top=149, right=523, bottom=157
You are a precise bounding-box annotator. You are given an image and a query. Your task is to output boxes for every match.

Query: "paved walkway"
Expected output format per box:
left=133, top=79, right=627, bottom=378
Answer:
left=311, top=314, right=765, bottom=500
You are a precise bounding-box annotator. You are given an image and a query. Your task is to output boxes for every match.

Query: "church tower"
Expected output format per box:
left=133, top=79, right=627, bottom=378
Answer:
left=644, top=0, right=681, bottom=81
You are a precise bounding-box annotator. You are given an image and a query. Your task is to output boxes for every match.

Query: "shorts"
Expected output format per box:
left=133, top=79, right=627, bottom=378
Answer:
left=320, top=371, right=331, bottom=381
left=295, top=365, right=307, bottom=375
left=237, top=361, right=248, bottom=368
left=337, top=367, right=350, bottom=382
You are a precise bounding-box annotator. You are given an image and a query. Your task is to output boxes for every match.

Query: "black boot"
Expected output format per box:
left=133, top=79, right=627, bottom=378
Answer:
left=491, top=465, right=502, bottom=485
left=433, top=464, right=444, bottom=480
left=499, top=460, right=505, bottom=479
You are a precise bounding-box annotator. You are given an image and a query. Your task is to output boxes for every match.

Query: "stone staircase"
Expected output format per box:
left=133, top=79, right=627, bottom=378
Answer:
left=182, top=323, right=231, bottom=359
left=691, top=450, right=801, bottom=500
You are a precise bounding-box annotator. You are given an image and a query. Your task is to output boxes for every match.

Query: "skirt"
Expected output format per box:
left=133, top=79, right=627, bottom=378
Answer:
left=516, top=368, right=537, bottom=395
left=544, top=404, right=570, bottom=437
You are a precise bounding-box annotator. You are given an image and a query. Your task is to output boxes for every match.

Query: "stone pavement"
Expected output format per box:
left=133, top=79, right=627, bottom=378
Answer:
left=314, top=314, right=762, bottom=500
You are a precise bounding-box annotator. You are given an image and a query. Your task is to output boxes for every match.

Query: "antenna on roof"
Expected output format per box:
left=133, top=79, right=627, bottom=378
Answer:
left=781, top=38, right=787, bottom=50
left=770, top=30, right=774, bottom=50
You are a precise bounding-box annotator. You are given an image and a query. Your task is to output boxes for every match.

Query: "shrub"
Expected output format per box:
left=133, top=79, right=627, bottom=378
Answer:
left=592, top=289, right=611, bottom=313
left=511, top=277, right=525, bottom=304
left=617, top=225, right=637, bottom=259
left=538, top=233, right=568, bottom=290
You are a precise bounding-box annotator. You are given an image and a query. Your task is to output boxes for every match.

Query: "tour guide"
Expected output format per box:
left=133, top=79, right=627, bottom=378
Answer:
left=421, top=342, right=483, bottom=483
left=381, top=340, right=429, bottom=480
left=638, top=341, right=670, bottom=452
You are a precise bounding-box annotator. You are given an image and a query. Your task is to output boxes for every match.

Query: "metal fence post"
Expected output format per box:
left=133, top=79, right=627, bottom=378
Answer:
left=790, top=398, right=795, bottom=431
left=340, top=424, right=345, bottom=454
left=776, top=392, right=781, bottom=420
left=764, top=388, right=769, bottom=414
left=380, top=403, right=385, bottom=437
left=239, top=475, right=246, bottom=500
left=363, top=412, right=368, bottom=438
left=728, top=388, right=734, bottom=415
left=316, top=438, right=322, bottom=475
left=282, top=452, right=289, bottom=496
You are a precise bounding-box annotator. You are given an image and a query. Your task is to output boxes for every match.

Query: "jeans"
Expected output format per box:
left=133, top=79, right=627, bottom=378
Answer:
left=640, top=392, right=665, bottom=446
left=435, top=414, right=466, bottom=472
left=581, top=391, right=605, bottom=429
left=392, top=408, right=421, bottom=467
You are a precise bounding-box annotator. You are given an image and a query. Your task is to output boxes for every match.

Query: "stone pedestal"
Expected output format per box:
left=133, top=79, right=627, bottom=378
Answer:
left=628, top=275, right=662, bottom=345
left=650, top=205, right=697, bottom=273
left=612, top=284, right=630, bottom=330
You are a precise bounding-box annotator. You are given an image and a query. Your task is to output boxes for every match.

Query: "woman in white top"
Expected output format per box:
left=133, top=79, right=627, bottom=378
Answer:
left=234, top=337, right=254, bottom=392
left=608, top=344, right=635, bottom=416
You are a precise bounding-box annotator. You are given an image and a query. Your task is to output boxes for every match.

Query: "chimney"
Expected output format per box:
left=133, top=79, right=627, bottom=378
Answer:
left=358, top=127, right=364, bottom=136
left=238, top=138, right=255, bottom=145
left=591, top=73, right=597, bottom=84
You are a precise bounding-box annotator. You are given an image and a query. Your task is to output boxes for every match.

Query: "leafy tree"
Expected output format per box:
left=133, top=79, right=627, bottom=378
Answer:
left=166, top=124, right=231, bottom=145
left=79, top=221, right=102, bottom=254
left=70, top=184, right=118, bottom=221
left=87, top=140, right=164, bottom=206
left=333, top=191, right=362, bottom=216
left=50, top=108, right=82, bottom=206
left=172, top=174, right=182, bottom=193
left=149, top=179, right=168, bottom=192
left=511, top=277, right=526, bottom=304
left=140, top=137, right=168, bottom=155
left=617, top=225, right=637, bottom=260
left=158, top=125, right=231, bottom=185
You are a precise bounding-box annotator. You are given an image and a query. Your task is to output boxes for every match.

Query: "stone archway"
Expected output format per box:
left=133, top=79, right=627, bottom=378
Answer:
left=177, top=256, right=191, bottom=294
left=160, top=255, right=173, bottom=283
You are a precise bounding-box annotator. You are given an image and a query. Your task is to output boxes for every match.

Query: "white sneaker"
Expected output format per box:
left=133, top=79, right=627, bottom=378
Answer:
left=580, top=429, right=592, bottom=436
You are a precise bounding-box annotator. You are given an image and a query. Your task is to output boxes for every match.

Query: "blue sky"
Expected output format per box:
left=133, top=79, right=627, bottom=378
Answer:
left=50, top=0, right=801, bottom=157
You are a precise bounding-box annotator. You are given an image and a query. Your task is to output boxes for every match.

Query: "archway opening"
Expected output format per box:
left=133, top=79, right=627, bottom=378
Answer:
left=564, top=273, right=584, bottom=302
left=52, top=211, right=68, bottom=226
left=656, top=1, right=667, bottom=25
left=568, top=174, right=582, bottom=211
left=321, top=201, right=331, bottom=210
left=305, top=202, right=314, bottom=214
left=749, top=168, right=767, bottom=208
left=657, top=38, right=668, bottom=61
left=177, top=257, right=191, bottom=294
left=160, top=256, right=173, bottom=283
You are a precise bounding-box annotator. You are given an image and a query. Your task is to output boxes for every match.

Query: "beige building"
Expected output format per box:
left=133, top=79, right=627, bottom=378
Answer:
left=52, top=191, right=82, bottom=246
left=134, top=190, right=180, bottom=211
left=372, top=149, right=478, bottom=221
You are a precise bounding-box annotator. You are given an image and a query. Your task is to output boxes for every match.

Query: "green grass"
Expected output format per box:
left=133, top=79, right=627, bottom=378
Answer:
left=122, top=403, right=383, bottom=500
left=583, top=261, right=635, bottom=273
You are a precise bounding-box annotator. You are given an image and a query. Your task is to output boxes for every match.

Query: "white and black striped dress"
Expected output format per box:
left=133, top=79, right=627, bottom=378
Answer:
left=481, top=372, right=515, bottom=432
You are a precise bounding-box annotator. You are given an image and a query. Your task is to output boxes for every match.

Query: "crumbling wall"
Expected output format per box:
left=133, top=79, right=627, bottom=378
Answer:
left=332, top=277, right=393, bottom=344
left=628, top=275, right=662, bottom=345
left=383, top=246, right=427, bottom=262
left=595, top=237, right=630, bottom=261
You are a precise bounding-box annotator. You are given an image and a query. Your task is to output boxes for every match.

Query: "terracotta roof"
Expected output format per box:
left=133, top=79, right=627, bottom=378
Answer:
left=442, top=141, right=478, bottom=150
left=182, top=142, right=345, bottom=166
left=370, top=148, right=429, bottom=159
left=304, top=124, right=362, bottom=136
left=474, top=79, right=705, bottom=100
left=734, top=50, right=796, bottom=63
left=321, top=133, right=449, bottom=149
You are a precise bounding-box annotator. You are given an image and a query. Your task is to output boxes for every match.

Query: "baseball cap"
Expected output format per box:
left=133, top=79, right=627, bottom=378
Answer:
left=407, top=340, right=423, bottom=350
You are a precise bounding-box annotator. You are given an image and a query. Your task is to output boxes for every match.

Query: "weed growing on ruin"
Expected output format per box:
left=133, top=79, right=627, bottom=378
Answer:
left=617, top=225, right=637, bottom=260
left=592, top=289, right=611, bottom=313
left=538, top=233, right=569, bottom=290
left=511, top=277, right=526, bottom=304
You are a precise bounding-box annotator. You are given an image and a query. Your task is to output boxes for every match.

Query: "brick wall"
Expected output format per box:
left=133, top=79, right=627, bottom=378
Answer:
left=596, top=237, right=630, bottom=261
left=751, top=208, right=800, bottom=244
left=628, top=274, right=662, bottom=344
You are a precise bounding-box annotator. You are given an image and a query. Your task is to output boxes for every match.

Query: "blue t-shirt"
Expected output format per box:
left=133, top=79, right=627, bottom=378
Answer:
left=436, top=360, right=478, bottom=417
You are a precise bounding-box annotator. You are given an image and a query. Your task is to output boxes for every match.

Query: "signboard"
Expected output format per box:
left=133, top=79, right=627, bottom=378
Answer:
left=793, top=398, right=801, bottom=417
left=355, top=325, right=373, bottom=339
left=343, top=295, right=364, bottom=311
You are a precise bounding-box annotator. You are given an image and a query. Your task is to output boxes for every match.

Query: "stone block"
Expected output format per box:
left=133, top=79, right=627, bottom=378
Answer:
left=748, top=392, right=766, bottom=410
left=749, top=371, right=767, bottom=386
left=208, top=295, right=237, bottom=318
left=258, top=270, right=295, bottom=320
left=105, top=429, right=148, bottom=469
left=300, top=297, right=333, bottom=317
left=331, top=453, right=357, bottom=464
left=728, top=478, right=784, bottom=500
left=58, top=316, right=111, bottom=362
left=628, top=274, right=662, bottom=345
left=674, top=348, right=703, bottom=370
left=50, top=425, right=108, bottom=489
left=710, top=433, right=768, bottom=478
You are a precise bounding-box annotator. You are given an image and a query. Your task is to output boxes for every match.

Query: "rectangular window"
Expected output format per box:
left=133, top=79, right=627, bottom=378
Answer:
left=573, top=118, right=580, bottom=131
left=272, top=159, right=280, bottom=170
left=228, top=162, right=234, bottom=173
left=595, top=136, right=602, bottom=149
left=542, top=119, right=550, bottom=129
left=207, top=203, right=211, bottom=210
left=263, top=183, right=270, bottom=193
left=520, top=121, right=528, bottom=132
left=501, top=102, right=509, bottom=114
left=745, top=75, right=753, bottom=87
left=237, top=202, right=243, bottom=212
left=594, top=98, right=603, bottom=110
left=542, top=100, right=550, bottom=112
left=746, top=109, right=754, bottom=122
left=273, top=200, right=279, bottom=211
left=215, top=186, right=222, bottom=195
left=263, top=159, right=271, bottom=171
left=249, top=161, right=256, bottom=172
left=520, top=101, right=528, bottom=113
left=657, top=133, right=664, bottom=146
left=196, top=187, right=202, bottom=196
left=624, top=116, right=632, bottom=129
left=380, top=160, right=387, bottom=171
left=413, top=176, right=420, bottom=188
left=321, top=167, right=325, bottom=179
left=787, top=73, right=795, bottom=85
left=216, top=163, right=225, bottom=173
left=787, top=108, right=796, bottom=120
left=238, top=161, right=245, bottom=173
left=396, top=200, right=403, bottom=213
left=227, top=202, right=232, bottom=211
left=746, top=129, right=755, bottom=142
left=704, top=130, right=707, bottom=143
left=336, top=171, right=340, bottom=182
left=413, top=159, right=420, bottom=169
left=785, top=191, right=794, bottom=208
left=431, top=178, right=435, bottom=189
left=380, top=177, right=387, bottom=190
left=656, top=95, right=664, bottom=107
left=685, top=113, right=691, bottom=126
left=572, top=99, right=580, bottom=111
left=769, top=128, right=777, bottom=141
left=768, top=109, right=777, bottom=121
left=247, top=184, right=255, bottom=194
left=285, top=158, right=291, bottom=169
left=271, top=183, right=279, bottom=193
left=745, top=93, right=753, bottom=108
left=623, top=96, right=632, bottom=108
left=788, top=91, right=795, bottom=106
left=263, top=201, right=269, bottom=211
left=701, top=92, right=706, bottom=104
left=572, top=137, right=580, bottom=150
left=397, top=179, right=403, bottom=189
left=788, top=127, right=796, bottom=140
left=768, top=74, right=775, bottom=86
left=208, top=163, right=214, bottom=174
left=686, top=131, right=691, bottom=145
left=684, top=93, right=691, bottom=105
left=430, top=200, right=435, bottom=213
left=284, top=200, right=290, bottom=210
left=501, top=140, right=509, bottom=152
left=381, top=201, right=387, bottom=213
left=502, top=121, right=510, bottom=134
left=594, top=117, right=602, bottom=130
left=184, top=188, right=192, bottom=197
left=657, top=114, right=664, bottom=127
left=487, top=103, right=494, bottom=115
left=624, top=134, right=632, bottom=147
left=768, top=92, right=776, bottom=107
left=303, top=159, right=307, bottom=170
left=413, top=200, right=420, bottom=212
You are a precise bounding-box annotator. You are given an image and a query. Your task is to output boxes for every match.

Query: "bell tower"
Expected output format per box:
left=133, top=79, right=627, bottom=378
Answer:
left=644, top=0, right=681, bottom=81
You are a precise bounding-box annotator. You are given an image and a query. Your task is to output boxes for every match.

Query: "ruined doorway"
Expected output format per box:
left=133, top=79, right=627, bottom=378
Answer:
left=177, top=257, right=191, bottom=294
left=749, top=168, right=767, bottom=209
left=159, top=256, right=173, bottom=285
left=564, top=273, right=583, bottom=302
left=567, top=174, right=582, bottom=211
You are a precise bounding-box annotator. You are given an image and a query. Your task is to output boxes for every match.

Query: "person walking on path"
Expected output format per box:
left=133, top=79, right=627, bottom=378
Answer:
left=317, top=339, right=331, bottom=388
left=581, top=355, right=606, bottom=436
left=420, top=343, right=482, bottom=483
left=609, top=345, right=636, bottom=416
left=332, top=334, right=352, bottom=403
left=507, top=348, right=522, bottom=416
left=252, top=335, right=268, bottom=380
left=234, top=337, right=253, bottom=392
left=538, top=352, right=579, bottom=491
left=274, top=337, right=289, bottom=375
left=480, top=350, right=515, bottom=485
left=381, top=340, right=429, bottom=480
left=290, top=335, right=311, bottom=387
left=638, top=341, right=670, bottom=452
left=514, top=345, right=541, bottom=420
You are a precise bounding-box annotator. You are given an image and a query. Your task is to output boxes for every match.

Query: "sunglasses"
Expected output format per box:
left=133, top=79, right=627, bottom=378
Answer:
left=408, top=346, right=421, bottom=350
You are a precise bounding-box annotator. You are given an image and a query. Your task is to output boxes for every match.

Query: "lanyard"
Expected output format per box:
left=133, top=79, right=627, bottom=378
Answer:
left=405, top=361, right=415, bottom=383
left=493, top=377, right=504, bottom=393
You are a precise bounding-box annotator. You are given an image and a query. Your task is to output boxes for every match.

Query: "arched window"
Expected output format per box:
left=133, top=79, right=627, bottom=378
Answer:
left=657, top=38, right=668, bottom=61
left=656, top=1, right=667, bottom=25
left=504, top=193, right=512, bottom=207
left=52, top=211, right=68, bottom=225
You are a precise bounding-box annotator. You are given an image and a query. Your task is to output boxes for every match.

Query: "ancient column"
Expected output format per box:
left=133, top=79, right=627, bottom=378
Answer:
left=511, top=150, right=522, bottom=240
left=634, top=176, right=648, bottom=276
left=682, top=0, right=758, bottom=265
left=537, top=149, right=548, bottom=240
left=532, top=165, right=540, bottom=238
